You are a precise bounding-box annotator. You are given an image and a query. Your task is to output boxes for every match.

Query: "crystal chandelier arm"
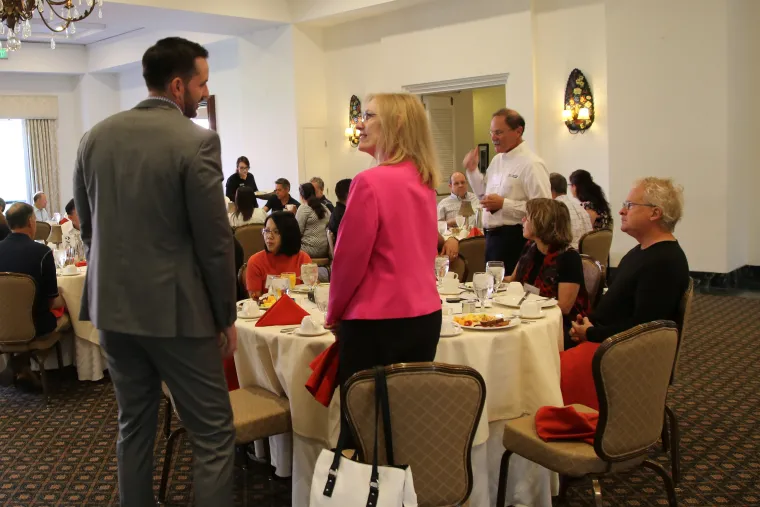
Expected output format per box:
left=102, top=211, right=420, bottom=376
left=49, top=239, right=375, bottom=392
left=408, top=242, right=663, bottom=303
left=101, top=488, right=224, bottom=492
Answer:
left=35, top=2, right=96, bottom=31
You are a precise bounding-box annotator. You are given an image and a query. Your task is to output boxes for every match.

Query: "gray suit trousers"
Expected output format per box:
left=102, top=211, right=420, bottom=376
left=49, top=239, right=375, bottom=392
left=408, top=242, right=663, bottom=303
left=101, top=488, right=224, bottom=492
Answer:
left=100, top=331, right=235, bottom=507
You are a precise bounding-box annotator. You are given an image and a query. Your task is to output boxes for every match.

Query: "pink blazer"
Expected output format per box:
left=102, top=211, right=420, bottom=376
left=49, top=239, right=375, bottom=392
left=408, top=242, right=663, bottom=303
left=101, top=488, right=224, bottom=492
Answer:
left=327, top=160, right=440, bottom=324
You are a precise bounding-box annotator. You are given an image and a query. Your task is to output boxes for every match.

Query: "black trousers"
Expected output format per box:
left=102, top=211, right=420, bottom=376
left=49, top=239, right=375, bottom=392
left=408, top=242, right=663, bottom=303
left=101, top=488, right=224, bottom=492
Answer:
left=485, top=224, right=525, bottom=275
left=338, top=310, right=442, bottom=447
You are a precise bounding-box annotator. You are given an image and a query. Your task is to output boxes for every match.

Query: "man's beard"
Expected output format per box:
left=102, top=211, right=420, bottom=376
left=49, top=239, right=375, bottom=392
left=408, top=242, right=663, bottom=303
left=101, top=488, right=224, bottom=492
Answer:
left=183, top=91, right=198, bottom=119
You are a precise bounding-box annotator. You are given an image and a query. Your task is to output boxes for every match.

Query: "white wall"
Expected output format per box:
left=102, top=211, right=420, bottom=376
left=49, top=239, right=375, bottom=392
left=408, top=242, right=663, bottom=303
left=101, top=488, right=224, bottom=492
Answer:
left=605, top=0, right=729, bottom=273
left=452, top=89, right=474, bottom=176
left=533, top=0, right=609, bottom=194
left=472, top=86, right=506, bottom=149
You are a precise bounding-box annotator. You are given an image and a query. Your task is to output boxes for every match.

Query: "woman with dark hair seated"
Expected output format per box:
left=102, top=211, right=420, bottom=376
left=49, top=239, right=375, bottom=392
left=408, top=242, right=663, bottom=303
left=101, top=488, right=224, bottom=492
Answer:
left=505, top=198, right=590, bottom=347
left=228, top=186, right=265, bottom=228
left=245, top=211, right=312, bottom=298
left=296, top=182, right=331, bottom=258
left=569, top=169, right=612, bottom=231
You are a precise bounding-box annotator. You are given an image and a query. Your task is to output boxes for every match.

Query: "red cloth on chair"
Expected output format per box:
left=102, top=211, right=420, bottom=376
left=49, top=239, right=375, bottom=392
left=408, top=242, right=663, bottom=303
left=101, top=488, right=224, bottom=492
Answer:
left=75, top=260, right=87, bottom=267
left=51, top=307, right=66, bottom=318
left=255, top=295, right=310, bottom=327
left=560, top=342, right=601, bottom=410
left=223, top=357, right=239, bottom=391
left=306, top=341, right=340, bottom=407
left=535, top=405, right=599, bottom=445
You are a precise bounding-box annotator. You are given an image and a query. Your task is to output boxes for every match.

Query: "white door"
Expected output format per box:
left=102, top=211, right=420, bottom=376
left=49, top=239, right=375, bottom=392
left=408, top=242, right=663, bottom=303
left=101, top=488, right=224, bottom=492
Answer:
left=422, top=95, right=455, bottom=194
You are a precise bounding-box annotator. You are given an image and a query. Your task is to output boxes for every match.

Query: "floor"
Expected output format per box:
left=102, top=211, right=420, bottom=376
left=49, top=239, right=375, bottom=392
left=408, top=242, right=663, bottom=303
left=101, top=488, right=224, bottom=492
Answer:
left=0, top=293, right=759, bottom=506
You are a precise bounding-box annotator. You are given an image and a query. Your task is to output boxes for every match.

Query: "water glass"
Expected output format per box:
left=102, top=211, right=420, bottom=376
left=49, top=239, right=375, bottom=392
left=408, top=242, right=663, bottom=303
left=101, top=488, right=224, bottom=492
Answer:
left=281, top=272, right=297, bottom=290
left=54, top=249, right=67, bottom=270
left=472, top=272, right=494, bottom=308
left=437, top=221, right=448, bottom=236
left=315, top=285, right=330, bottom=323
left=301, top=263, right=319, bottom=290
left=434, top=256, right=449, bottom=284
left=271, top=277, right=290, bottom=298
left=455, top=215, right=466, bottom=229
left=486, top=261, right=506, bottom=292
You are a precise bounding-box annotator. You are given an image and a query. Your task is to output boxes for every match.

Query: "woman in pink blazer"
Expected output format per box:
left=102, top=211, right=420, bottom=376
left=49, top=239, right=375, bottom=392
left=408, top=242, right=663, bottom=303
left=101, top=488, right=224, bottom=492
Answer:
left=326, top=93, right=442, bottom=443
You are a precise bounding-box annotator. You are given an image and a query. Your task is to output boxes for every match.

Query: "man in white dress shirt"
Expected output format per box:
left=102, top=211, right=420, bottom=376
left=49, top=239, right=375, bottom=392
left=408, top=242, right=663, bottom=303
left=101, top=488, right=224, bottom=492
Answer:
left=437, top=171, right=480, bottom=226
left=550, top=173, right=592, bottom=250
left=33, top=192, right=50, bottom=222
left=463, top=108, right=551, bottom=272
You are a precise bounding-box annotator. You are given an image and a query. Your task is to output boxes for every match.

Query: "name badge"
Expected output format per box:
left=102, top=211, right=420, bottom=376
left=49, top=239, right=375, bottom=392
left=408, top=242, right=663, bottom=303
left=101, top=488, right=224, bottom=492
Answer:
left=523, top=283, right=540, bottom=295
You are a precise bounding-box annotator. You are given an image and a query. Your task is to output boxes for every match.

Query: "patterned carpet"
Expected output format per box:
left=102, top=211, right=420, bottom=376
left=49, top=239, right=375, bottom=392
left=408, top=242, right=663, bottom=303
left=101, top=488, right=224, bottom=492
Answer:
left=0, top=293, right=758, bottom=506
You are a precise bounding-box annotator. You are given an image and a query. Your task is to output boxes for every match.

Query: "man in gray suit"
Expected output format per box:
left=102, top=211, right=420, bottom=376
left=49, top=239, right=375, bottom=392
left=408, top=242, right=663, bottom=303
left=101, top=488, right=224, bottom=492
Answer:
left=74, top=37, right=237, bottom=507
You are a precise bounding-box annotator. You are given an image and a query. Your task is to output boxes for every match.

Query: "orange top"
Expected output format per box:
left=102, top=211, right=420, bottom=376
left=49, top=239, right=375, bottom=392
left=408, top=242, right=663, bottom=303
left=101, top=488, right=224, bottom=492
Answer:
left=245, top=250, right=313, bottom=295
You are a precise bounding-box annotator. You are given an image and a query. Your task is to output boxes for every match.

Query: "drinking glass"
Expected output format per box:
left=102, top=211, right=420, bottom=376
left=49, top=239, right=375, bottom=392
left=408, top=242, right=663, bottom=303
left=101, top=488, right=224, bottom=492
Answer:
left=54, top=248, right=67, bottom=271
left=300, top=263, right=319, bottom=291
left=53, top=212, right=61, bottom=224
left=486, top=261, right=506, bottom=292
left=434, top=256, right=449, bottom=285
left=272, top=277, right=290, bottom=298
left=437, top=221, right=448, bottom=236
left=265, top=274, right=276, bottom=294
left=281, top=272, right=297, bottom=290
left=455, top=215, right=466, bottom=229
left=472, top=272, right=494, bottom=308
left=315, top=285, right=330, bottom=323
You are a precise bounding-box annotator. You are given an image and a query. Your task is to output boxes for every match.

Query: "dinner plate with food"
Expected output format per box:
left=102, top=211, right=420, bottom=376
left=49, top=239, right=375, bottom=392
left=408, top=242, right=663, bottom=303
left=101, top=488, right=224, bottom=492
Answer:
left=453, top=313, right=520, bottom=331
left=258, top=294, right=277, bottom=310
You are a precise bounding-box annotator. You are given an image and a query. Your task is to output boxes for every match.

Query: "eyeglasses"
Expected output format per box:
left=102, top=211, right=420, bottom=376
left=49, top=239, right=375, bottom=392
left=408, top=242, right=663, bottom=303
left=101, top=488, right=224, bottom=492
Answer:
left=621, top=201, right=657, bottom=211
left=261, top=228, right=280, bottom=237
left=489, top=130, right=505, bottom=136
left=361, top=112, right=377, bottom=122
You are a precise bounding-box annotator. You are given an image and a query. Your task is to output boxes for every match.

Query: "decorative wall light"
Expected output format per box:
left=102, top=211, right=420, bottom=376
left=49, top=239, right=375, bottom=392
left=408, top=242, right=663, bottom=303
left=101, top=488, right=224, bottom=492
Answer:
left=563, top=68, right=594, bottom=134
left=344, top=95, right=361, bottom=147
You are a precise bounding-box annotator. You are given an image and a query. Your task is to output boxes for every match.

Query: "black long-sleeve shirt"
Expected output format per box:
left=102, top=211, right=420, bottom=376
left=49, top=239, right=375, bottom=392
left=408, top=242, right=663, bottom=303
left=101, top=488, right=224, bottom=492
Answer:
left=587, top=240, right=689, bottom=343
left=225, top=173, right=258, bottom=204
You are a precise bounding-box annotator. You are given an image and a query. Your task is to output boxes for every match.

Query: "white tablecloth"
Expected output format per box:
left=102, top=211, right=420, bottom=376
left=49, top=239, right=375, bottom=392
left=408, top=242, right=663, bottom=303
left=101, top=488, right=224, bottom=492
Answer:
left=57, top=268, right=108, bottom=381
left=234, top=301, right=564, bottom=507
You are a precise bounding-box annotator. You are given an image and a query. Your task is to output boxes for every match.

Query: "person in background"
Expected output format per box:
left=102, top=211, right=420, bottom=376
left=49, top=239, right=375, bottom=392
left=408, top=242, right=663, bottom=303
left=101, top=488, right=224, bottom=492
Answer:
left=296, top=182, right=331, bottom=259
left=327, top=178, right=351, bottom=240
left=73, top=37, right=237, bottom=507
left=246, top=211, right=312, bottom=298
left=232, top=235, right=247, bottom=301
left=550, top=173, right=592, bottom=249
left=62, top=198, right=84, bottom=253
left=310, top=176, right=334, bottom=212
left=463, top=108, right=551, bottom=274
left=33, top=192, right=50, bottom=222
left=437, top=171, right=480, bottom=227
left=504, top=198, right=589, bottom=347
left=0, top=198, right=9, bottom=241
left=228, top=187, right=265, bottom=228
left=0, top=197, right=6, bottom=213
left=263, top=178, right=300, bottom=213
left=327, top=93, right=442, bottom=446
left=225, top=155, right=258, bottom=205
left=569, top=169, right=612, bottom=231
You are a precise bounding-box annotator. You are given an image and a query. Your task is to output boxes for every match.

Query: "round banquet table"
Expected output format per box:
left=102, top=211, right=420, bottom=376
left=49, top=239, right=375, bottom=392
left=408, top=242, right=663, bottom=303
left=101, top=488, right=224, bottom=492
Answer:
left=234, top=297, right=565, bottom=507
left=56, top=267, right=108, bottom=381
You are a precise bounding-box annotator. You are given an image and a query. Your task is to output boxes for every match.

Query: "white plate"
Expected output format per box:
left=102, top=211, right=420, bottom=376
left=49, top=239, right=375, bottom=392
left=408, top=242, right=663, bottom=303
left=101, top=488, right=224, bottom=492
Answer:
left=440, top=326, right=463, bottom=338
left=460, top=317, right=521, bottom=331
left=294, top=328, right=330, bottom=337
left=438, top=288, right=463, bottom=296
left=237, top=313, right=260, bottom=321
left=513, top=310, right=546, bottom=320
left=462, top=282, right=508, bottom=293
left=291, top=284, right=312, bottom=293
left=59, top=271, right=81, bottom=277
left=494, top=296, right=557, bottom=309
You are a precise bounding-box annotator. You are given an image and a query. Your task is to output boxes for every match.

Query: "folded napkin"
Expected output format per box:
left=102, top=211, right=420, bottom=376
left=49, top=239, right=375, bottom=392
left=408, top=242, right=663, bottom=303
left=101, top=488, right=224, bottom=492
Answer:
left=51, top=307, right=66, bottom=318
left=223, top=357, right=239, bottom=391
left=255, top=294, right=310, bottom=327
left=306, top=341, right=340, bottom=407
left=467, top=227, right=483, bottom=238
left=75, top=260, right=87, bottom=267
left=535, top=405, right=599, bottom=445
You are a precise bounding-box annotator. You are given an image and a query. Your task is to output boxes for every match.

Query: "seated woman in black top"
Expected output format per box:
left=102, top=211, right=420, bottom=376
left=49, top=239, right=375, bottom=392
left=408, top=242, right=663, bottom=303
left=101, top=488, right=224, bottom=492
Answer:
left=505, top=198, right=590, bottom=347
left=569, top=169, right=612, bottom=230
left=225, top=156, right=258, bottom=205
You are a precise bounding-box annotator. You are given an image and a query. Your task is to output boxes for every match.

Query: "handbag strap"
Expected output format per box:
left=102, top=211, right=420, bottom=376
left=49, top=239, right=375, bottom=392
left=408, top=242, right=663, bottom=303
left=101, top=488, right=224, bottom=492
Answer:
left=375, top=366, right=396, bottom=466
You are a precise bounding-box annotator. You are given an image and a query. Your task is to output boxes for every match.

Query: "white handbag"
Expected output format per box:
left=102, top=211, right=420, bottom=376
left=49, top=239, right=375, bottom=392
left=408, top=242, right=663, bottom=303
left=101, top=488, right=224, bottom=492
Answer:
left=310, top=367, right=418, bottom=507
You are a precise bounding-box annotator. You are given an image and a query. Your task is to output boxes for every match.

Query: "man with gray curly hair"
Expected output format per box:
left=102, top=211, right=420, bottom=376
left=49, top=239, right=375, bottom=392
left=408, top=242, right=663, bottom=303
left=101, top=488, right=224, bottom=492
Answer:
left=570, top=177, right=689, bottom=344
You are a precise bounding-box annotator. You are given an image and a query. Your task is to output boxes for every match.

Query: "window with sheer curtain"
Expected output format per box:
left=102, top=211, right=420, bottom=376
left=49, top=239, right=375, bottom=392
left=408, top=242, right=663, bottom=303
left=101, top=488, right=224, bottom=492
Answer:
left=0, top=119, right=29, bottom=205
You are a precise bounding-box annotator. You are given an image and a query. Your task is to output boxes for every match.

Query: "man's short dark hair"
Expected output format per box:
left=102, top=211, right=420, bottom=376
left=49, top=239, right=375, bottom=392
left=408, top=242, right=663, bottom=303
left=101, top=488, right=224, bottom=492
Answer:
left=6, top=202, right=35, bottom=230
left=0, top=197, right=5, bottom=212
left=335, top=179, right=352, bottom=202
left=275, top=178, right=291, bottom=192
left=265, top=212, right=301, bottom=256
left=65, top=198, right=76, bottom=216
left=492, top=108, right=526, bottom=134
left=33, top=191, right=45, bottom=203
left=142, top=37, right=209, bottom=92
left=549, top=173, right=568, bottom=195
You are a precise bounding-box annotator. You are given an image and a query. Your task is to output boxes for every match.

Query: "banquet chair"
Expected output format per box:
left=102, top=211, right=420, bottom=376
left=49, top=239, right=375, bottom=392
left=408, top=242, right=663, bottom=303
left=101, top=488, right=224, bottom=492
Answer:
left=450, top=255, right=467, bottom=282
left=580, top=254, right=605, bottom=308
left=344, top=362, right=486, bottom=507
left=238, top=262, right=248, bottom=300
left=0, top=273, right=68, bottom=402
left=159, top=383, right=292, bottom=505
left=458, top=237, right=485, bottom=283
left=495, top=321, right=679, bottom=507
left=34, top=221, right=51, bottom=242
left=326, top=229, right=336, bottom=259
left=660, top=277, right=694, bottom=484
left=234, top=224, right=266, bottom=260
left=578, top=229, right=613, bottom=273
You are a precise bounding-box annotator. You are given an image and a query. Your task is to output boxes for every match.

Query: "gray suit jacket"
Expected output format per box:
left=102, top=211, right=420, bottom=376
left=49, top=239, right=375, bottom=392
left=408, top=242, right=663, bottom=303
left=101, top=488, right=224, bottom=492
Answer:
left=73, top=98, right=236, bottom=338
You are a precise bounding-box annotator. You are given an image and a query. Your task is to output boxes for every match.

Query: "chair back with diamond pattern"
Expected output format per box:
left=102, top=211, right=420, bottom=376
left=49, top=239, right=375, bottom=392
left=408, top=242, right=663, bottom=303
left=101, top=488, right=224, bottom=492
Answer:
left=458, top=237, right=485, bottom=282
left=0, top=273, right=37, bottom=344
left=592, top=321, right=678, bottom=462
left=344, top=362, right=486, bottom=507
left=670, top=277, right=694, bottom=385
left=580, top=254, right=604, bottom=308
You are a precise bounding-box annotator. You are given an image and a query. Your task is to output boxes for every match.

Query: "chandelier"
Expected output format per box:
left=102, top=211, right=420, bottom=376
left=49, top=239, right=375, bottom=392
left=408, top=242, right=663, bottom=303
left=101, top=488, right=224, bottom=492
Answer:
left=0, top=0, right=104, bottom=51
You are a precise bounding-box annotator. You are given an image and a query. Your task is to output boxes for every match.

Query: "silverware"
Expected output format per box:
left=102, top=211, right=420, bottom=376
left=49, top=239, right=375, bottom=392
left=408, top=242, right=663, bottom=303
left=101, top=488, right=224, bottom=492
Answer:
left=517, top=292, right=529, bottom=306
left=280, top=327, right=298, bottom=334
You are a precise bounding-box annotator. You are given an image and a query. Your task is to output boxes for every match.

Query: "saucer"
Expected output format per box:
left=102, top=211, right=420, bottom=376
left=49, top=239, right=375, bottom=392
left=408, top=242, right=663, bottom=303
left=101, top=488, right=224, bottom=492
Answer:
left=438, top=287, right=462, bottom=295
left=237, top=312, right=260, bottom=320
left=514, top=310, right=545, bottom=320
left=294, top=328, right=330, bottom=337
left=440, top=326, right=463, bottom=338
left=60, top=270, right=81, bottom=277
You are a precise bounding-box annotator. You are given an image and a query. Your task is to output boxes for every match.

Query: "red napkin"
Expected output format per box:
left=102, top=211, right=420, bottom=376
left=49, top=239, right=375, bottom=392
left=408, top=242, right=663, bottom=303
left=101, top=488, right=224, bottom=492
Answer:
left=467, top=227, right=483, bottom=238
left=255, top=294, right=310, bottom=327
left=306, top=341, right=340, bottom=407
left=75, top=260, right=87, bottom=267
left=223, top=357, right=239, bottom=391
left=535, top=405, right=599, bottom=445
left=51, top=307, right=66, bottom=318
left=59, top=218, right=69, bottom=225
left=560, top=342, right=601, bottom=410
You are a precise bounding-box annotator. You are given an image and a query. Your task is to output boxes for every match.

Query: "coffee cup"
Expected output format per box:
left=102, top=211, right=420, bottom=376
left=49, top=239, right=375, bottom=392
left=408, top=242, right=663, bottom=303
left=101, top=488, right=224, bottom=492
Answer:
left=520, top=300, right=541, bottom=318
left=444, top=272, right=459, bottom=280
left=441, top=277, right=460, bottom=293
left=441, top=320, right=459, bottom=335
left=506, top=282, right=523, bottom=296
left=63, top=264, right=79, bottom=275
left=300, top=316, right=323, bottom=334
left=285, top=204, right=297, bottom=213
left=236, top=300, right=260, bottom=318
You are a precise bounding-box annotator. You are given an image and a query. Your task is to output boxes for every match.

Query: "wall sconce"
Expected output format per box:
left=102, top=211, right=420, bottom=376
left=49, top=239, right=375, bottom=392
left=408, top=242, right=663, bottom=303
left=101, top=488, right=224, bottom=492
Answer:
left=346, top=94, right=362, bottom=147
left=563, top=68, right=595, bottom=134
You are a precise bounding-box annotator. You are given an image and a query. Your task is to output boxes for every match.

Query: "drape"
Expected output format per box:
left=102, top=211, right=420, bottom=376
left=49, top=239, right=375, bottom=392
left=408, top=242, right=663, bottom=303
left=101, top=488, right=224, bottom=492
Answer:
left=23, top=119, right=61, bottom=214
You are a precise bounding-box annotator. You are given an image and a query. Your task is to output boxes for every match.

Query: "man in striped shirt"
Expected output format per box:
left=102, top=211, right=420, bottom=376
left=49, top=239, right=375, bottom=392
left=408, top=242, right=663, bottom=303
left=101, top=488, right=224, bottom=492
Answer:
left=437, top=171, right=480, bottom=227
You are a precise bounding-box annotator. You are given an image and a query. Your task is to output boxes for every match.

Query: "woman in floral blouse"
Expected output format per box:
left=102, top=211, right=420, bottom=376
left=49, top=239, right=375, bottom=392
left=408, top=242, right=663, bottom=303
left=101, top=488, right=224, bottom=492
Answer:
left=569, top=169, right=612, bottom=230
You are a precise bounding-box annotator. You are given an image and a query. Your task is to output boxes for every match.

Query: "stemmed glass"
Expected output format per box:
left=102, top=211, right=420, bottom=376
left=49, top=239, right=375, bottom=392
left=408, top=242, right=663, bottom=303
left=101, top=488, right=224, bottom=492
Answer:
left=437, top=221, right=448, bottom=236
left=434, top=256, right=449, bottom=285
left=472, top=272, right=494, bottom=309
left=54, top=248, right=67, bottom=273
left=315, top=285, right=330, bottom=324
left=455, top=215, right=466, bottom=230
left=300, top=263, right=319, bottom=292
left=486, top=261, right=505, bottom=293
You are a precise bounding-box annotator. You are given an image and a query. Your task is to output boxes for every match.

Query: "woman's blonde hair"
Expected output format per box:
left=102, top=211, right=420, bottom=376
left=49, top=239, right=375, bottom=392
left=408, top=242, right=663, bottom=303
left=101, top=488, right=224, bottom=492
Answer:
left=526, top=198, right=573, bottom=249
left=365, top=93, right=441, bottom=189
left=636, top=177, right=684, bottom=232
